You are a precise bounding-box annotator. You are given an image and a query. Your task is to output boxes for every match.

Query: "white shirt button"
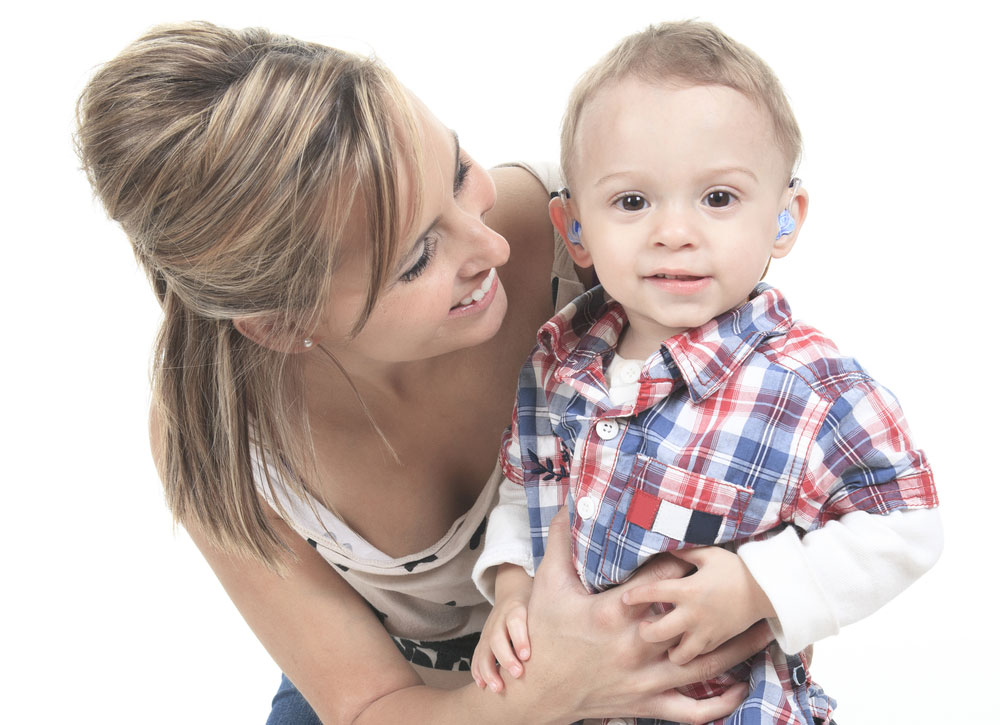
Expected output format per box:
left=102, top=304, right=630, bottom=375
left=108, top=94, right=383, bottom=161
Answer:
left=595, top=418, right=620, bottom=440
left=576, top=495, right=597, bottom=520
left=617, top=361, right=642, bottom=384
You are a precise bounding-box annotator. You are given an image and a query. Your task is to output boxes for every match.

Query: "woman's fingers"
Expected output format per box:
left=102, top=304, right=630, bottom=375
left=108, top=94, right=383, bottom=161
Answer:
left=532, top=506, right=582, bottom=593
left=653, top=681, right=750, bottom=725
left=681, top=620, right=772, bottom=684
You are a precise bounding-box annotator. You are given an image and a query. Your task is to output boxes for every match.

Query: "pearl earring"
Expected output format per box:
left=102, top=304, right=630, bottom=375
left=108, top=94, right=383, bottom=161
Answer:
left=303, top=338, right=314, bottom=348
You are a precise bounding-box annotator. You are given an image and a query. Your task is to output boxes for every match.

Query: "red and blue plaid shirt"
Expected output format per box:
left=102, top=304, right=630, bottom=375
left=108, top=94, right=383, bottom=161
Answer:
left=500, top=283, right=937, bottom=725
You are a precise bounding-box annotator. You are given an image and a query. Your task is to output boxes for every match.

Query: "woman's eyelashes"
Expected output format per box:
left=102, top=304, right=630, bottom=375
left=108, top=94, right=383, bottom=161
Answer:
left=399, top=156, right=469, bottom=283
left=454, top=158, right=471, bottom=195
left=399, top=236, right=438, bottom=283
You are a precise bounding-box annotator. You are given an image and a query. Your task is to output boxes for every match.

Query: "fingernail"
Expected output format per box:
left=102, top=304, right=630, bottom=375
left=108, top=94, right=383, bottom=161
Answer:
left=489, top=682, right=499, bottom=693
left=520, top=648, right=530, bottom=659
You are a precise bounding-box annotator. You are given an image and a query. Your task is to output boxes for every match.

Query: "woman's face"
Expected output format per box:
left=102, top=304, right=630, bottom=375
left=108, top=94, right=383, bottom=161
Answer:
left=313, top=96, right=510, bottom=369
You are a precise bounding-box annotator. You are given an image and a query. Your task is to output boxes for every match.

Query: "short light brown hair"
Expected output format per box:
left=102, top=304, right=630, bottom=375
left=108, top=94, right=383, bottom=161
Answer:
left=561, top=20, right=802, bottom=183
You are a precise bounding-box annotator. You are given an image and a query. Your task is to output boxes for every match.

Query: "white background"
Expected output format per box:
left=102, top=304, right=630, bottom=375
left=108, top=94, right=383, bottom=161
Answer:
left=3, top=1, right=997, bottom=722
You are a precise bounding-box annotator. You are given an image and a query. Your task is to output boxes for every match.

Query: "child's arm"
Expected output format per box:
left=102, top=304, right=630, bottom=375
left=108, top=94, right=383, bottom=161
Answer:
left=621, top=507, right=942, bottom=662
left=472, top=475, right=537, bottom=692
left=738, top=506, right=942, bottom=653
left=472, top=564, right=535, bottom=692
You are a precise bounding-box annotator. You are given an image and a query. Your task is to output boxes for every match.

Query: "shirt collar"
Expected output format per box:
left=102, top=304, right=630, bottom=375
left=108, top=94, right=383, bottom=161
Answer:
left=539, top=283, right=794, bottom=402
left=663, top=283, right=794, bottom=401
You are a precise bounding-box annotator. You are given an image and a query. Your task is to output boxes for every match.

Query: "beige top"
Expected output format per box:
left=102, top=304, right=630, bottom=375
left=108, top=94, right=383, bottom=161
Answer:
left=256, top=161, right=583, bottom=676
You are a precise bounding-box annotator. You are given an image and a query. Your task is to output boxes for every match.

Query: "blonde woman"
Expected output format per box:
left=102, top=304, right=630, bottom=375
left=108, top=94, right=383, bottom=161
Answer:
left=76, top=22, right=769, bottom=724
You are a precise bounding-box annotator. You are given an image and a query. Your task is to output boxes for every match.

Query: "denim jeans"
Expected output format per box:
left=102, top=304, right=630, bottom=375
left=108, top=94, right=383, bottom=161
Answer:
left=266, top=674, right=322, bottom=725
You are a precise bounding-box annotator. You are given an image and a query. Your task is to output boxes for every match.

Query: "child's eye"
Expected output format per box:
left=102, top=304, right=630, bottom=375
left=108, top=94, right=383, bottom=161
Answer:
left=615, top=194, right=648, bottom=212
left=704, top=191, right=735, bottom=208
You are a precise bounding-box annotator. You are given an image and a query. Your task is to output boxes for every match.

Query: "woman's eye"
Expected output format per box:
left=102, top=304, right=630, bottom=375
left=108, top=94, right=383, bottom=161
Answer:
left=399, top=237, right=438, bottom=283
left=615, top=194, right=648, bottom=212
left=704, top=191, right=735, bottom=208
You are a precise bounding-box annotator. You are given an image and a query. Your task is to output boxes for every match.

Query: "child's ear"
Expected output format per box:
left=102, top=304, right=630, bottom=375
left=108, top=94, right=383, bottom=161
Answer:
left=548, top=195, right=593, bottom=268
left=771, top=185, right=809, bottom=259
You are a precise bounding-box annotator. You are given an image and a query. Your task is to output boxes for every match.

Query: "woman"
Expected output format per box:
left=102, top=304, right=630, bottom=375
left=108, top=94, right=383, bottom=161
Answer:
left=76, top=21, right=769, bottom=723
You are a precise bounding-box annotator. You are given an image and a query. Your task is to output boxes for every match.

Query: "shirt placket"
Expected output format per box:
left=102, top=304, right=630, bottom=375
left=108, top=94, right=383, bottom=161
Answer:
left=572, top=410, right=629, bottom=585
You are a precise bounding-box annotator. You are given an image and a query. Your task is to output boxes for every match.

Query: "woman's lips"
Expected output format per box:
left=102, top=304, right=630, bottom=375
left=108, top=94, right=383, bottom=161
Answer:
left=449, top=268, right=499, bottom=316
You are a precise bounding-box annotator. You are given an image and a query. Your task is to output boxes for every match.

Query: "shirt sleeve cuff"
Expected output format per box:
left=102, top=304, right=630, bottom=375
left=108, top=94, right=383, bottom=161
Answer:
left=472, top=479, right=535, bottom=604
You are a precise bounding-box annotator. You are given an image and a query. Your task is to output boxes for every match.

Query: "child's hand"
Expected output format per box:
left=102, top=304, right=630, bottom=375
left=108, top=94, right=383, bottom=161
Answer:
left=471, top=565, right=534, bottom=693
left=621, top=546, right=775, bottom=666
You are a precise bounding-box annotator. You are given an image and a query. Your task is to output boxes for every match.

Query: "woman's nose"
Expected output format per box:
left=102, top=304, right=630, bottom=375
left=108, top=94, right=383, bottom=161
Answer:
left=457, top=217, right=510, bottom=278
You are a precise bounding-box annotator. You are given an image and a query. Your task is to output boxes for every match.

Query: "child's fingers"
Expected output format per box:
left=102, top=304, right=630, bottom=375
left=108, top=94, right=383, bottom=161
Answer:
left=638, top=609, right=687, bottom=643
left=621, top=579, right=681, bottom=607
left=668, top=631, right=710, bottom=666
left=489, top=626, right=524, bottom=679
left=506, top=608, right=531, bottom=662
left=470, top=645, right=491, bottom=689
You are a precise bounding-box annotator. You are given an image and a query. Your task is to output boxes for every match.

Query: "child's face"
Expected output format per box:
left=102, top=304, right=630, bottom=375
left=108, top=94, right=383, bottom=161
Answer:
left=556, top=77, right=804, bottom=358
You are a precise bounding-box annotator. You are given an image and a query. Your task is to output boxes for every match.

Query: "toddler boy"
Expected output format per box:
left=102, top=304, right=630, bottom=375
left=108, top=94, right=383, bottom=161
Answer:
left=472, top=20, right=941, bottom=725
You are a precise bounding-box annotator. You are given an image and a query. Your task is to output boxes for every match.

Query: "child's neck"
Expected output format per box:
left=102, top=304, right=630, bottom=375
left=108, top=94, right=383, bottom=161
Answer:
left=616, top=324, right=680, bottom=361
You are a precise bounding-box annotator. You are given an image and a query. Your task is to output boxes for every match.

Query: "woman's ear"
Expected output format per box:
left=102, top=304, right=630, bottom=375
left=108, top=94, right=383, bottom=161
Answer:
left=232, top=316, right=314, bottom=354
left=771, top=185, right=809, bottom=259
left=548, top=195, right=593, bottom=268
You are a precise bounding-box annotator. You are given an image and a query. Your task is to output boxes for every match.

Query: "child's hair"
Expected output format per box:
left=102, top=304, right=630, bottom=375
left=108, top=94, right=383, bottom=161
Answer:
left=561, top=20, right=802, bottom=183
left=76, top=21, right=422, bottom=568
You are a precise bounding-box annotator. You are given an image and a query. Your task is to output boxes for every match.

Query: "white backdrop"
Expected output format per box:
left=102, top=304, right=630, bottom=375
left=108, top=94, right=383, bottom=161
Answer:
left=3, top=1, right=996, bottom=722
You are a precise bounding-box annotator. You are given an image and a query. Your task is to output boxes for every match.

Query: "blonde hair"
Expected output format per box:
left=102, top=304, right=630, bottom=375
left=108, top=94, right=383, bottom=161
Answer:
left=561, top=20, right=802, bottom=183
left=76, top=22, right=421, bottom=568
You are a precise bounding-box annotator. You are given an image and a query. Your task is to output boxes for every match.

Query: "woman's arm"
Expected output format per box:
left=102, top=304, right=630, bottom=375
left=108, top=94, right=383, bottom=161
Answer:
left=188, top=505, right=767, bottom=725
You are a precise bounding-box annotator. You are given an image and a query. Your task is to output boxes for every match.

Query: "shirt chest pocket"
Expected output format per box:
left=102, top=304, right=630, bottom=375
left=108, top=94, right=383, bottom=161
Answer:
left=596, top=454, right=754, bottom=588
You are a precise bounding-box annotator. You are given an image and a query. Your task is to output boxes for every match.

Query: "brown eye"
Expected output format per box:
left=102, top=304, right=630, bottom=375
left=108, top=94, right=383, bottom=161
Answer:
left=705, top=191, right=734, bottom=208
left=616, top=194, right=648, bottom=212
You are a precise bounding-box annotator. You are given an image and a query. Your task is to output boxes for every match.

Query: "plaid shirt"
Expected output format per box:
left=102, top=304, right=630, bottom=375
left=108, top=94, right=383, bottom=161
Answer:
left=500, top=283, right=937, bottom=725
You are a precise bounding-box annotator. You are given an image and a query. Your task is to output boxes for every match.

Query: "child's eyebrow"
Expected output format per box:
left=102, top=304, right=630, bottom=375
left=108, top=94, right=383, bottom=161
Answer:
left=706, top=166, right=759, bottom=182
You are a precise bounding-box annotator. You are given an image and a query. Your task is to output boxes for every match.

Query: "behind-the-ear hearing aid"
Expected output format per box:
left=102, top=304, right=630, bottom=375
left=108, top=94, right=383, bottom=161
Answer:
left=776, top=177, right=801, bottom=239
left=556, top=187, right=584, bottom=246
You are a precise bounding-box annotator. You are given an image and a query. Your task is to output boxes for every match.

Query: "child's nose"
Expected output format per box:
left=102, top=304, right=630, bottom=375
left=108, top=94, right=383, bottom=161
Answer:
left=650, top=208, right=698, bottom=250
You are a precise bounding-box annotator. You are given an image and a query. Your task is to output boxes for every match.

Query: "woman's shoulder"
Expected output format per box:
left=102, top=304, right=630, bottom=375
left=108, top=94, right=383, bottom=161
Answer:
left=487, top=162, right=557, bottom=271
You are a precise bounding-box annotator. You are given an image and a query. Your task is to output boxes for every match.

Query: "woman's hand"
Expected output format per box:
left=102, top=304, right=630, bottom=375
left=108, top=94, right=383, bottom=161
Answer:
left=508, top=507, right=771, bottom=724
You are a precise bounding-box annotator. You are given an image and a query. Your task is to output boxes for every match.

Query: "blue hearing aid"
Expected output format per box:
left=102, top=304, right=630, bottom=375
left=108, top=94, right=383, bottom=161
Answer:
left=568, top=219, right=583, bottom=246
left=776, top=210, right=796, bottom=239
left=776, top=177, right=801, bottom=239
left=557, top=187, right=584, bottom=246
